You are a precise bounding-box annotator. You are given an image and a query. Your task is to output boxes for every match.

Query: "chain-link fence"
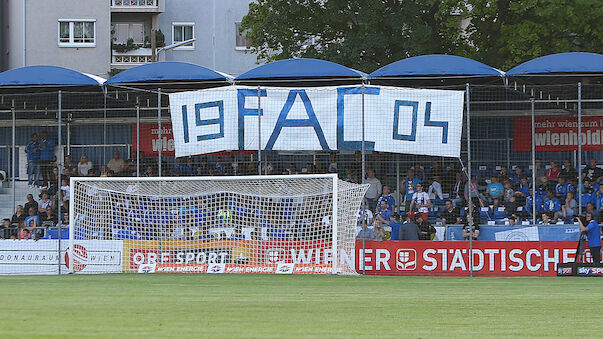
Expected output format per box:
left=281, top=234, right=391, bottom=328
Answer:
left=0, top=80, right=601, bottom=274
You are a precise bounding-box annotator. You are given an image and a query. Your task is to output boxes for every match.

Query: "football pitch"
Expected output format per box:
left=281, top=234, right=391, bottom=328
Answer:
left=0, top=274, right=601, bottom=338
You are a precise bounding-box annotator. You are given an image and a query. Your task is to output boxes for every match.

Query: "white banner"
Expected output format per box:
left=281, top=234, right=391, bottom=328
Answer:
left=169, top=85, right=464, bottom=157
left=0, top=240, right=123, bottom=275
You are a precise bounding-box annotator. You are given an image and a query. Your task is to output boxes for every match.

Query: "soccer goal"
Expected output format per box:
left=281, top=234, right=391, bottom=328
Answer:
left=69, top=174, right=368, bottom=275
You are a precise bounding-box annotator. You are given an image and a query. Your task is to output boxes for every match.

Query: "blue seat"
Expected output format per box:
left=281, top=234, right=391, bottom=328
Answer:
left=492, top=207, right=506, bottom=220
left=44, top=228, right=69, bottom=239
left=480, top=207, right=491, bottom=220
left=478, top=165, right=489, bottom=179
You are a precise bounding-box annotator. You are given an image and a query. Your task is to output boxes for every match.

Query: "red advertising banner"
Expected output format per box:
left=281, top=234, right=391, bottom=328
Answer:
left=513, top=116, right=603, bottom=151
left=355, top=240, right=584, bottom=276
left=132, top=123, right=175, bottom=156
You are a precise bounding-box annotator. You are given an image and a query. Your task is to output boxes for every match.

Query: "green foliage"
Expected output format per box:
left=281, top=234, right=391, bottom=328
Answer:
left=241, top=0, right=603, bottom=71
left=155, top=29, right=165, bottom=47
left=107, top=68, right=125, bottom=77
left=112, top=38, right=140, bottom=53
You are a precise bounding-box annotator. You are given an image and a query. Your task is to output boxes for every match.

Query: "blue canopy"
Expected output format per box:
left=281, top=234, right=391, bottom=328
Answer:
left=0, top=65, right=101, bottom=87
left=506, top=52, right=603, bottom=75
left=235, top=58, right=365, bottom=80
left=369, top=54, right=502, bottom=78
left=106, top=61, right=232, bottom=84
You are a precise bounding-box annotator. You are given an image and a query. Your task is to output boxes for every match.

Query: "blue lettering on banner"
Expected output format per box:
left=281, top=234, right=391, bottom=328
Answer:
left=194, top=101, right=224, bottom=141
left=181, top=105, right=190, bottom=143
left=336, top=86, right=379, bottom=150
left=237, top=89, right=267, bottom=150
left=424, top=102, right=449, bottom=144
left=393, top=100, right=418, bottom=141
left=265, top=89, right=329, bottom=150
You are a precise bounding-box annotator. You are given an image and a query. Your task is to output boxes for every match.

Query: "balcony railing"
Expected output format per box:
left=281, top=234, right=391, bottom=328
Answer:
left=111, top=48, right=154, bottom=66
left=111, top=0, right=157, bottom=7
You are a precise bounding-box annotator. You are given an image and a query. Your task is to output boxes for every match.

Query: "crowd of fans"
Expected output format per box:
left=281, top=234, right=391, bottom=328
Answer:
left=3, top=132, right=602, bottom=241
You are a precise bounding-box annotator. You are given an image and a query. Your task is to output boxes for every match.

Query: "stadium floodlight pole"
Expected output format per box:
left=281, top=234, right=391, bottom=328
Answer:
left=466, top=83, right=473, bottom=277
left=158, top=88, right=162, bottom=177
left=531, top=98, right=537, bottom=225
left=257, top=85, right=262, bottom=175
left=136, top=99, right=140, bottom=177
left=58, top=90, right=62, bottom=274
left=577, top=82, right=583, bottom=215
left=361, top=82, right=366, bottom=275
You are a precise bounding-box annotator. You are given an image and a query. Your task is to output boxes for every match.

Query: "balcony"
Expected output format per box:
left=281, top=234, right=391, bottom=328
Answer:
left=110, top=0, right=164, bottom=13
left=111, top=48, right=155, bottom=68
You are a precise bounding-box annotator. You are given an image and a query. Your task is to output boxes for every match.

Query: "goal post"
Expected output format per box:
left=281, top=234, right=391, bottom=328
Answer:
left=69, top=174, right=368, bottom=275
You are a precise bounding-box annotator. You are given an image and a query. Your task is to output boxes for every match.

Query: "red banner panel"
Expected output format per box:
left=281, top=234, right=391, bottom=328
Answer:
left=132, top=123, right=175, bottom=156
left=513, top=116, right=603, bottom=152
left=355, top=241, right=581, bottom=276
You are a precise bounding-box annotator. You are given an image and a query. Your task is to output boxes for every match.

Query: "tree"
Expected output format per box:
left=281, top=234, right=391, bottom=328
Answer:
left=240, top=0, right=465, bottom=72
left=241, top=0, right=603, bottom=72
left=461, top=0, right=603, bottom=70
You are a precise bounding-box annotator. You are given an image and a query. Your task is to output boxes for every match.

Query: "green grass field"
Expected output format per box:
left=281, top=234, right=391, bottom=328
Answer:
left=0, top=274, right=601, bottom=338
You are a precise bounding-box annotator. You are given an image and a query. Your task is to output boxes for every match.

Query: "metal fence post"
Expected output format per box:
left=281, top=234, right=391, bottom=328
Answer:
left=136, top=100, right=140, bottom=177
left=257, top=85, right=262, bottom=175
left=577, top=82, right=582, bottom=215
left=158, top=88, right=162, bottom=177
left=57, top=90, right=62, bottom=274
left=466, top=83, right=473, bottom=277
left=361, top=82, right=366, bottom=275
left=531, top=98, right=537, bottom=225
left=11, top=100, right=16, bottom=214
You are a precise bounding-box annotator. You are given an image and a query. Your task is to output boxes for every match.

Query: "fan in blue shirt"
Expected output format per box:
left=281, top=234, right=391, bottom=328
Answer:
left=578, top=213, right=601, bottom=263
left=377, top=186, right=396, bottom=211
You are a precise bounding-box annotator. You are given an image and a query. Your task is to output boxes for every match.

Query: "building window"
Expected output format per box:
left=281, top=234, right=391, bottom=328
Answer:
left=58, top=20, right=96, bottom=47
left=112, top=23, right=145, bottom=45
left=172, top=23, right=194, bottom=49
left=235, top=22, right=251, bottom=50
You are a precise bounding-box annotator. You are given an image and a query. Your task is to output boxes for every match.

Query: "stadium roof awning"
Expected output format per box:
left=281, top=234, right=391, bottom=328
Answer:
left=368, top=54, right=503, bottom=78
left=235, top=58, right=365, bottom=82
left=506, top=52, right=603, bottom=75
left=0, top=65, right=102, bottom=88
left=105, top=61, right=233, bottom=85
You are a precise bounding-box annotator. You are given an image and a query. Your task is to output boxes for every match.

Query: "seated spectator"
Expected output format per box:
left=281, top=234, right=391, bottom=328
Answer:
left=107, top=150, right=125, bottom=174
left=525, top=187, right=544, bottom=219
left=560, top=159, right=578, bottom=181
left=464, top=177, right=485, bottom=207
left=497, top=166, right=511, bottom=184
left=64, top=154, right=77, bottom=174
left=375, top=200, right=393, bottom=225
left=486, top=176, right=504, bottom=209
left=415, top=214, right=435, bottom=240
left=508, top=215, right=519, bottom=226
left=533, top=159, right=546, bottom=183
left=583, top=159, right=603, bottom=183
left=399, top=213, right=420, bottom=241
left=60, top=179, right=70, bottom=202
left=377, top=185, right=395, bottom=211
left=543, top=190, right=561, bottom=223
left=24, top=207, right=40, bottom=235
left=24, top=194, right=38, bottom=214
left=440, top=199, right=461, bottom=225
left=580, top=179, right=596, bottom=207
left=99, top=165, right=109, bottom=177
left=450, top=172, right=465, bottom=208
left=38, top=192, right=53, bottom=213
left=410, top=162, right=425, bottom=182
left=409, top=183, right=431, bottom=220
left=546, top=161, right=560, bottom=187
left=39, top=206, right=58, bottom=227
left=356, top=221, right=375, bottom=240
left=511, top=166, right=525, bottom=186
left=505, top=196, right=520, bottom=217
left=197, top=157, right=210, bottom=176
left=585, top=202, right=599, bottom=222
left=429, top=161, right=443, bottom=181
left=11, top=205, right=26, bottom=226
left=78, top=154, right=93, bottom=176
left=463, top=198, right=482, bottom=226
left=172, top=157, right=193, bottom=176
left=562, top=191, right=578, bottom=220
left=1, top=218, right=11, bottom=239
left=214, top=156, right=226, bottom=174
left=503, top=181, right=514, bottom=204
left=401, top=169, right=421, bottom=212
left=357, top=203, right=374, bottom=226
left=555, top=176, right=574, bottom=200
left=443, top=163, right=460, bottom=193
left=515, top=176, right=530, bottom=202
left=428, top=176, right=444, bottom=200
left=328, top=153, right=337, bottom=173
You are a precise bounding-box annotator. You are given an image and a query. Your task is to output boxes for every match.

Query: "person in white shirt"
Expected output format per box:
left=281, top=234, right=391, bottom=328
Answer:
left=107, top=150, right=125, bottom=174
left=409, top=183, right=432, bottom=221
left=428, top=176, right=444, bottom=200
left=362, top=169, right=382, bottom=211
left=78, top=154, right=93, bottom=176
left=357, top=203, right=374, bottom=226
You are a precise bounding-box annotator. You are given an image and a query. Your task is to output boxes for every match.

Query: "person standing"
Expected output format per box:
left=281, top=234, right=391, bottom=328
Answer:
left=578, top=213, right=601, bottom=264
left=362, top=169, right=382, bottom=211
left=39, top=130, right=55, bottom=186
left=25, top=133, right=41, bottom=187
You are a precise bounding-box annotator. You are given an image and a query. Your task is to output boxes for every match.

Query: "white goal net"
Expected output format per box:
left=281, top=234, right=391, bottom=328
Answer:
left=69, top=174, right=368, bottom=275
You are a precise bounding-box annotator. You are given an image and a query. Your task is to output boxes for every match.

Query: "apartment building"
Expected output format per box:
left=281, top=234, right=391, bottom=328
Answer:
left=1, top=0, right=258, bottom=78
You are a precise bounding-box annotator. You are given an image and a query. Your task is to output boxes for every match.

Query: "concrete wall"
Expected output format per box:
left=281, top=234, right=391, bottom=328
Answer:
left=159, top=0, right=258, bottom=76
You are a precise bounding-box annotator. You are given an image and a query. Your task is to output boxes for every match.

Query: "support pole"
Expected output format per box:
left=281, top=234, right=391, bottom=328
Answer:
left=257, top=85, right=262, bottom=175
left=466, top=84, right=473, bottom=278
left=332, top=175, right=339, bottom=275
left=11, top=101, right=15, bottom=214
left=136, top=101, right=140, bottom=177
left=103, top=87, right=108, bottom=166
left=361, top=83, right=366, bottom=275
left=578, top=82, right=583, bottom=215
left=57, top=90, right=62, bottom=274
left=531, top=98, right=537, bottom=225
left=158, top=88, right=162, bottom=177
